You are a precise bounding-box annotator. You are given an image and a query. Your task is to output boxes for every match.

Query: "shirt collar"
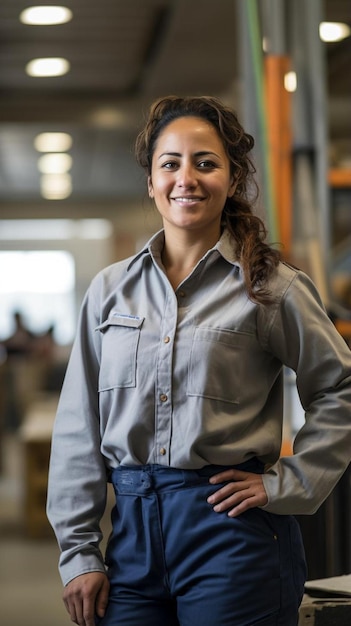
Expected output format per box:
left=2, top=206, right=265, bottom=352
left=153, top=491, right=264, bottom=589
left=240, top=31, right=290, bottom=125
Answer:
left=126, top=229, right=164, bottom=271
left=127, top=228, right=241, bottom=272
left=214, top=228, right=240, bottom=267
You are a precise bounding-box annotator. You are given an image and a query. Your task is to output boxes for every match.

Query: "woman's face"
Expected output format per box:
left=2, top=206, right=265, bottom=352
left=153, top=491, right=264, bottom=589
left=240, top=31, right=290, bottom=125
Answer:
left=148, top=116, right=235, bottom=237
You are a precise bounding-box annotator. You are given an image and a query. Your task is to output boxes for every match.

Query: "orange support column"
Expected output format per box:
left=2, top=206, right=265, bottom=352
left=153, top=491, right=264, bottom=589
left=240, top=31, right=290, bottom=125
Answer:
left=264, top=55, right=293, bottom=258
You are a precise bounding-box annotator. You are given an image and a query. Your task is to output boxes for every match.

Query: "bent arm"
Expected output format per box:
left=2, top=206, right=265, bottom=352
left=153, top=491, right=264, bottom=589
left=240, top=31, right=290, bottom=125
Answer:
left=260, top=270, right=351, bottom=514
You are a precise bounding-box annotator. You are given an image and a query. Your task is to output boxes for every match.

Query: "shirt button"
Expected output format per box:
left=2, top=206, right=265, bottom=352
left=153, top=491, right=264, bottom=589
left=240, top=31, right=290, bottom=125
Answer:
left=164, top=336, right=170, bottom=343
left=160, top=448, right=166, bottom=456
left=178, top=290, right=186, bottom=298
left=160, top=394, right=168, bottom=402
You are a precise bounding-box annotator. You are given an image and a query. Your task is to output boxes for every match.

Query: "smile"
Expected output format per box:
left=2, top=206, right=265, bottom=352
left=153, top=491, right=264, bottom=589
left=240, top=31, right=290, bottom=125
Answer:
left=171, top=196, right=204, bottom=203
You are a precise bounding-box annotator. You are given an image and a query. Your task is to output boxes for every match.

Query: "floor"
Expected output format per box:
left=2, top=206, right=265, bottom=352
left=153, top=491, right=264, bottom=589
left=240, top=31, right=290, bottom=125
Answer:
left=0, top=433, right=70, bottom=626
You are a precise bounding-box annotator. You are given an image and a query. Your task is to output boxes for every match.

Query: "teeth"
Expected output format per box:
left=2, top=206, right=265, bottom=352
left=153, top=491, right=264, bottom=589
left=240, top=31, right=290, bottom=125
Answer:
left=173, top=197, right=200, bottom=202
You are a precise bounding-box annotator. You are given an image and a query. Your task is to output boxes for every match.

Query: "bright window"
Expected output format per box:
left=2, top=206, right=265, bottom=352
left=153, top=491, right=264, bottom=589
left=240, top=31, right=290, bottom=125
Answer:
left=0, top=250, right=75, bottom=345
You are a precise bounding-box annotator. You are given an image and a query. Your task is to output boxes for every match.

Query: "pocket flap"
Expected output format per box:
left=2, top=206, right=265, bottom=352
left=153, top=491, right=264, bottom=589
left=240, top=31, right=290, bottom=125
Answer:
left=96, top=312, right=144, bottom=331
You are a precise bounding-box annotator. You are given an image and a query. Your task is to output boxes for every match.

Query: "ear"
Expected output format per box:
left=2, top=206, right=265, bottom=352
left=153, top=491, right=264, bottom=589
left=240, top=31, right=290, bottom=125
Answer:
left=147, top=176, right=154, bottom=198
left=228, top=176, right=237, bottom=198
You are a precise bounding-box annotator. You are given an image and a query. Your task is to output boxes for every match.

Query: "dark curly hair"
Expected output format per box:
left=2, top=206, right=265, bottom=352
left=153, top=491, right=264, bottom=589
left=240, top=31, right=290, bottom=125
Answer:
left=135, top=95, right=280, bottom=303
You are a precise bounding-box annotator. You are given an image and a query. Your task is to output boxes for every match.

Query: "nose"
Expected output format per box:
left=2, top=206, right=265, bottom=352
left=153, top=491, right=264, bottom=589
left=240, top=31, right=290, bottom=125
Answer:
left=176, top=163, right=197, bottom=188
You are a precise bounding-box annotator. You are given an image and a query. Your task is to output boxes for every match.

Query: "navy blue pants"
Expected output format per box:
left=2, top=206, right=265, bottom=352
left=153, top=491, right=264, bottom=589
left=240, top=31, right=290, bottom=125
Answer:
left=97, top=461, right=306, bottom=626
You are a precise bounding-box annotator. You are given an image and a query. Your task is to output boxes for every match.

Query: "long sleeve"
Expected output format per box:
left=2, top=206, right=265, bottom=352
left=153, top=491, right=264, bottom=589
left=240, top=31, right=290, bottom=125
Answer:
left=47, top=287, right=108, bottom=586
left=260, top=268, right=351, bottom=514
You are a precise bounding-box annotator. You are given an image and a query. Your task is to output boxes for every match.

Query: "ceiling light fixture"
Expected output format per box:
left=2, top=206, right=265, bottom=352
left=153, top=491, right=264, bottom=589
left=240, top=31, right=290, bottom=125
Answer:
left=34, top=132, right=73, bottom=152
left=89, top=108, right=126, bottom=129
left=319, top=22, right=351, bottom=43
left=38, top=153, right=73, bottom=175
left=0, top=219, right=113, bottom=240
left=19, top=6, right=73, bottom=26
left=40, top=173, right=72, bottom=200
left=26, top=57, right=70, bottom=77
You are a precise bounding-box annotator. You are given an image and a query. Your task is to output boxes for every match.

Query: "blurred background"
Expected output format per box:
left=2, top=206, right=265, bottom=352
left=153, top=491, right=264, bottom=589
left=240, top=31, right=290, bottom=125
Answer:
left=0, top=1, right=350, bottom=624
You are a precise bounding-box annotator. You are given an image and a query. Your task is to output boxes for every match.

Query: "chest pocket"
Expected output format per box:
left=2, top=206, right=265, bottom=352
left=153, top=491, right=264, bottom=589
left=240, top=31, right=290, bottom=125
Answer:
left=96, top=313, right=144, bottom=391
left=187, top=327, right=258, bottom=404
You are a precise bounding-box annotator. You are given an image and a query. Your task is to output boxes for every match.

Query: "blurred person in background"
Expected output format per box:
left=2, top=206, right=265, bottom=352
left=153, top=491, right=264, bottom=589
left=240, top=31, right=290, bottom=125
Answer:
left=2, top=310, right=35, bottom=357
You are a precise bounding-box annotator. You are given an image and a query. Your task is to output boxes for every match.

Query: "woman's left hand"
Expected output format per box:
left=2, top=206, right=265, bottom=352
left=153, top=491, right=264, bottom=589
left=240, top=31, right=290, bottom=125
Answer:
left=207, top=469, right=268, bottom=517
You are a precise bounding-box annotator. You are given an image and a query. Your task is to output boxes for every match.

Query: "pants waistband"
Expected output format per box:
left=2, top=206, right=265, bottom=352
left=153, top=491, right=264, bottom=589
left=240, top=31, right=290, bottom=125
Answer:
left=110, top=459, right=264, bottom=495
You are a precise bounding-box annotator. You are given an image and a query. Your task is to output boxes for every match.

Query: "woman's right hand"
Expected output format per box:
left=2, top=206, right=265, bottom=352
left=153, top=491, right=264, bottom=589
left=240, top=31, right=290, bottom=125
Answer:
left=63, top=571, right=110, bottom=626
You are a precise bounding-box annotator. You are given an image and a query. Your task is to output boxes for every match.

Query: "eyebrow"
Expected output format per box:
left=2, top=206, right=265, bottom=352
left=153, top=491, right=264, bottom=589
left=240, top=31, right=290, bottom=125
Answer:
left=157, top=150, right=221, bottom=160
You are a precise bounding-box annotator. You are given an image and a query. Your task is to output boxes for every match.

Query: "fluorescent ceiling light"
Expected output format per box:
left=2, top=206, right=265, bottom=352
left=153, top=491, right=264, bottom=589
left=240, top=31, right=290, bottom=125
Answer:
left=34, top=132, right=73, bottom=152
left=40, top=173, right=72, bottom=199
left=26, top=57, right=70, bottom=77
left=89, top=108, right=126, bottom=129
left=38, top=153, right=72, bottom=174
left=19, top=6, right=73, bottom=26
left=319, top=22, right=351, bottom=42
left=0, top=219, right=113, bottom=240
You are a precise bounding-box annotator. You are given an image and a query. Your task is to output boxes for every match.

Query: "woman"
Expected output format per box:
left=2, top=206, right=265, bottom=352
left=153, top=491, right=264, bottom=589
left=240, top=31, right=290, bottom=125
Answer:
left=47, top=96, right=351, bottom=626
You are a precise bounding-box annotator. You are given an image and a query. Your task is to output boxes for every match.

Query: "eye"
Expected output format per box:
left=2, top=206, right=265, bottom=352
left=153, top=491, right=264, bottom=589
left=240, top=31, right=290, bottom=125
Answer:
left=161, top=161, right=178, bottom=170
left=197, top=160, right=217, bottom=169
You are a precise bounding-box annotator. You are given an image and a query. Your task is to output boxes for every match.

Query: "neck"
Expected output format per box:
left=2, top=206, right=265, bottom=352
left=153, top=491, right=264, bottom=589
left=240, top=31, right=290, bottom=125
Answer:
left=161, top=226, right=221, bottom=288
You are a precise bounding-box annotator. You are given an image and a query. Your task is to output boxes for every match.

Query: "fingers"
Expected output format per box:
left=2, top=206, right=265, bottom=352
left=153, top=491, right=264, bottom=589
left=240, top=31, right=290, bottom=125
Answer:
left=96, top=576, right=110, bottom=618
left=63, top=572, right=109, bottom=626
left=209, top=468, right=249, bottom=484
left=207, top=470, right=268, bottom=517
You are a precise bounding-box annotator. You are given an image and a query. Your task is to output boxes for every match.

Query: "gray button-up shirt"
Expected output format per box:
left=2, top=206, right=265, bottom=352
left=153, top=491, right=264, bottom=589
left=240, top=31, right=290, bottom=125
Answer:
left=47, top=228, right=351, bottom=585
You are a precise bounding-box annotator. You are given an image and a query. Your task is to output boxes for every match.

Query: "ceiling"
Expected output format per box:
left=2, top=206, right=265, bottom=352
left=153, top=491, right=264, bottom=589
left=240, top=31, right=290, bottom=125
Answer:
left=0, top=0, right=350, bottom=220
